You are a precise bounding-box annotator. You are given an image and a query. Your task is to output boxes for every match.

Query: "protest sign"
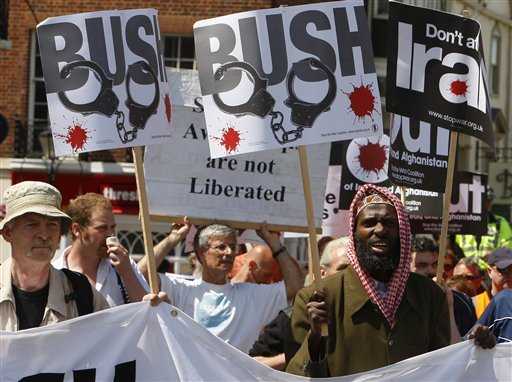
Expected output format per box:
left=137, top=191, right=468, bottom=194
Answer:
left=37, top=9, right=172, bottom=156
left=2, top=302, right=511, bottom=381
left=336, top=134, right=391, bottom=210
left=144, top=69, right=329, bottom=232
left=406, top=172, right=488, bottom=235
left=388, top=114, right=451, bottom=192
left=322, top=165, right=350, bottom=237
left=193, top=0, right=382, bottom=159
left=386, top=2, right=495, bottom=149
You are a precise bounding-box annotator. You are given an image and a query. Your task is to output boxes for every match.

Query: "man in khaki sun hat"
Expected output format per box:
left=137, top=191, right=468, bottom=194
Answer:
left=0, top=181, right=109, bottom=331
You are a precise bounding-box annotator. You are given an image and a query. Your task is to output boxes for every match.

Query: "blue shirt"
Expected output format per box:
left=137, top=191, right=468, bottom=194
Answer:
left=477, top=289, right=512, bottom=343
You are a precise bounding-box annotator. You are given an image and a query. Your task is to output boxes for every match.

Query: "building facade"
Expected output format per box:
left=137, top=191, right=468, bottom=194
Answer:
left=0, top=0, right=510, bottom=259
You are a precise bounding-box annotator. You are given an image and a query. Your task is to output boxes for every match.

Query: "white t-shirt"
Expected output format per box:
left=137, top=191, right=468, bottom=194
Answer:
left=160, top=274, right=287, bottom=353
left=53, top=247, right=149, bottom=307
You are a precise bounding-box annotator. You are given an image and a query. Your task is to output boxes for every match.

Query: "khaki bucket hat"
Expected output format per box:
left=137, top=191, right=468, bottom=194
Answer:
left=0, top=181, right=71, bottom=230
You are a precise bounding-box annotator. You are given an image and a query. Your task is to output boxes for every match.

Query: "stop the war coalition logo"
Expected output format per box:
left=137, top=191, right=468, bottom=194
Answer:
left=194, top=0, right=383, bottom=158
left=386, top=1, right=494, bottom=149
left=37, top=9, right=173, bottom=156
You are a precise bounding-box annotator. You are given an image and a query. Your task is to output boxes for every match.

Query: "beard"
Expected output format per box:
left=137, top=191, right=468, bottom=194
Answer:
left=355, top=236, right=400, bottom=282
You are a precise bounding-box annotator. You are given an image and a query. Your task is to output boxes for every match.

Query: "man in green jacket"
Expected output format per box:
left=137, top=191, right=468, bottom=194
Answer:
left=287, top=184, right=449, bottom=377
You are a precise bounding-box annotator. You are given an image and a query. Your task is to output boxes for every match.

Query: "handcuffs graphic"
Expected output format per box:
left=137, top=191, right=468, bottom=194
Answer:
left=212, top=57, right=336, bottom=144
left=58, top=60, right=159, bottom=144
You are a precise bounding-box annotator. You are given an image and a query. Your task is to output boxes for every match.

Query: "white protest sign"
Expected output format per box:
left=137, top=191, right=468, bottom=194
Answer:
left=2, top=302, right=512, bottom=381
left=322, top=165, right=350, bottom=237
left=144, top=69, right=329, bottom=231
left=37, top=9, right=173, bottom=156
left=194, top=0, right=382, bottom=159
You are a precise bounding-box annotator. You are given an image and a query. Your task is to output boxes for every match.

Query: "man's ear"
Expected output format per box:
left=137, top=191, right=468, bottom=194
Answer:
left=196, top=249, right=205, bottom=265
left=70, top=222, right=82, bottom=240
left=1, top=224, right=13, bottom=243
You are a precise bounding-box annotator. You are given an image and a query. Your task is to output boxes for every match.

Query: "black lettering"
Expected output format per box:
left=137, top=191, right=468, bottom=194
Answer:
left=73, top=368, right=96, bottom=382
left=37, top=22, right=86, bottom=93
left=325, top=193, right=336, bottom=204
left=239, top=15, right=287, bottom=86
left=183, top=124, right=199, bottom=139
left=113, top=360, right=136, bottom=382
left=194, top=23, right=240, bottom=95
left=125, top=15, right=158, bottom=84
left=192, top=97, right=204, bottom=113
left=19, top=374, right=64, bottom=382
left=290, top=10, right=336, bottom=81
left=274, top=186, right=285, bottom=202
left=190, top=177, right=203, bottom=194
left=86, top=17, right=126, bottom=86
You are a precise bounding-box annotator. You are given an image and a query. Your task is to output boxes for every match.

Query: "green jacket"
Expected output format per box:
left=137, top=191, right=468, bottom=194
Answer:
left=286, top=266, right=450, bottom=377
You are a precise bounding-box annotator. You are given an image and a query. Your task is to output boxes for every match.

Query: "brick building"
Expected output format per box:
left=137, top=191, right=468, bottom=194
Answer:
left=0, top=0, right=510, bottom=259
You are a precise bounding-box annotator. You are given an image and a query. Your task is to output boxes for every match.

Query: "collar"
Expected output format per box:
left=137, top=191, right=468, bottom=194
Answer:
left=344, top=266, right=417, bottom=318
left=344, top=266, right=371, bottom=317
left=0, top=257, right=68, bottom=316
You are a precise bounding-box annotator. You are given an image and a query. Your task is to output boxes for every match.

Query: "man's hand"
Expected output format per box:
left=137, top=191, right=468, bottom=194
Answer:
left=142, top=291, right=169, bottom=306
left=469, top=324, right=496, bottom=349
left=107, top=243, right=132, bottom=275
left=307, top=289, right=329, bottom=337
left=256, top=222, right=282, bottom=253
left=169, top=216, right=191, bottom=241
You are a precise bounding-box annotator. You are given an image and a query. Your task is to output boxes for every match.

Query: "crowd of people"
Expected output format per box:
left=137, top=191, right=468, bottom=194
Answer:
left=1, top=180, right=511, bottom=377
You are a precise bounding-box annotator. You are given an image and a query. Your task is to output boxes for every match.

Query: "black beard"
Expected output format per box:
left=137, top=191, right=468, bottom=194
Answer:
left=355, top=237, right=400, bottom=282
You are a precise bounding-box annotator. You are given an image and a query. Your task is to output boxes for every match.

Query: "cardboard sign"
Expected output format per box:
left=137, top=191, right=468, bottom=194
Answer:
left=386, top=2, right=494, bottom=149
left=37, top=9, right=173, bottom=156
left=406, top=172, right=488, bottom=234
left=322, top=165, right=350, bottom=237
left=144, top=69, right=329, bottom=232
left=336, top=134, right=391, bottom=210
left=388, top=114, right=451, bottom=192
left=194, top=0, right=382, bottom=158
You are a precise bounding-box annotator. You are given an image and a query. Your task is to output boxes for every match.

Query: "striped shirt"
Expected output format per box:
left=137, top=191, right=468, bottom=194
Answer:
left=477, top=289, right=512, bottom=343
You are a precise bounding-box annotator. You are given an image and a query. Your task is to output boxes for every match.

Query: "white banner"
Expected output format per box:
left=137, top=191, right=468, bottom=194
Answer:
left=1, top=302, right=511, bottom=381
left=37, top=9, right=173, bottom=156
left=194, top=0, right=382, bottom=158
left=144, top=69, right=329, bottom=230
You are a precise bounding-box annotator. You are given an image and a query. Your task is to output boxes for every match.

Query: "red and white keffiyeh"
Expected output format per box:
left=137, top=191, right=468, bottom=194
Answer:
left=346, top=184, right=411, bottom=328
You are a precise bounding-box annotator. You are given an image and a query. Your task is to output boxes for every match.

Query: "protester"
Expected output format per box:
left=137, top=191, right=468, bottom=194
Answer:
left=451, top=257, right=484, bottom=297
left=0, top=182, right=109, bottom=331
left=287, top=184, right=457, bottom=377
left=53, top=193, right=149, bottom=306
left=229, top=244, right=283, bottom=284
left=140, top=223, right=303, bottom=353
left=410, top=236, right=438, bottom=278
left=456, top=187, right=512, bottom=268
left=473, top=247, right=512, bottom=318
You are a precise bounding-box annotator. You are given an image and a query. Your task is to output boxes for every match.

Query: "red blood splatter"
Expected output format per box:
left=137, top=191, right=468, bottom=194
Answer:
left=220, top=127, right=241, bottom=153
left=346, top=83, right=376, bottom=119
left=55, top=122, right=90, bottom=152
left=450, top=80, right=468, bottom=96
left=164, top=93, right=172, bottom=123
left=356, top=140, right=387, bottom=175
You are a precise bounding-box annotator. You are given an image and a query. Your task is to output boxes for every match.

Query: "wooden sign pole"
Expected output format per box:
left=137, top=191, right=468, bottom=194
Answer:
left=435, top=131, right=458, bottom=282
left=133, top=147, right=159, bottom=294
left=298, top=146, right=328, bottom=336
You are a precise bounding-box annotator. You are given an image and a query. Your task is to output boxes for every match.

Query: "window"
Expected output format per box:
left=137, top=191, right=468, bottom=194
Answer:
left=27, top=32, right=49, bottom=155
left=163, top=35, right=196, bottom=69
left=490, top=25, right=501, bottom=95
left=0, top=0, right=8, bottom=40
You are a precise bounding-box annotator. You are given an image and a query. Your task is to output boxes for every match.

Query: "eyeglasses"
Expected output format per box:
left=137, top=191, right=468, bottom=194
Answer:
left=209, top=243, right=238, bottom=253
left=496, top=266, right=512, bottom=277
left=458, top=274, right=482, bottom=281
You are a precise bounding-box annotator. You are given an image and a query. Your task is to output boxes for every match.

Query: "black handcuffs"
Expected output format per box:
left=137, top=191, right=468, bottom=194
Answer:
left=58, top=60, right=159, bottom=144
left=212, top=58, right=337, bottom=144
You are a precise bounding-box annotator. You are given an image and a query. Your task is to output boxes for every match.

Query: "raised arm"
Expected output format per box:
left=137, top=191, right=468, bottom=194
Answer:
left=256, top=224, right=304, bottom=300
left=138, top=217, right=191, bottom=286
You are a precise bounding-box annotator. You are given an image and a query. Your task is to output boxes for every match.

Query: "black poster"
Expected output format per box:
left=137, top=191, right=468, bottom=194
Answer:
left=336, top=134, right=391, bottom=210
left=406, top=172, right=488, bottom=235
left=388, top=114, right=451, bottom=192
left=386, top=1, right=495, bottom=150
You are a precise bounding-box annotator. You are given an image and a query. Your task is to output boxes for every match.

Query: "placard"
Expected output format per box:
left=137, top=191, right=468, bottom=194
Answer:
left=37, top=9, right=173, bottom=155
left=194, top=0, right=382, bottom=158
